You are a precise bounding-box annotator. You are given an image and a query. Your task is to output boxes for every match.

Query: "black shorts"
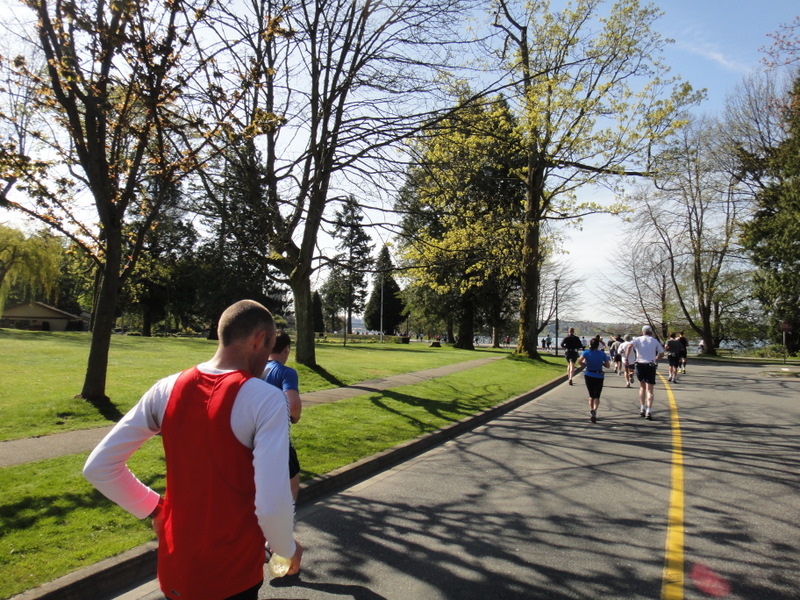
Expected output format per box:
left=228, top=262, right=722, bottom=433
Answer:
left=667, top=353, right=681, bottom=368
left=635, top=362, right=658, bottom=385
left=565, top=349, right=579, bottom=363
left=584, top=376, right=604, bottom=399
left=289, top=443, right=300, bottom=478
left=613, top=355, right=622, bottom=363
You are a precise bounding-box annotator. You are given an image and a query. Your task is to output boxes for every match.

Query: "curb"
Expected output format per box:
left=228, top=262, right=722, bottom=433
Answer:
left=11, top=372, right=568, bottom=600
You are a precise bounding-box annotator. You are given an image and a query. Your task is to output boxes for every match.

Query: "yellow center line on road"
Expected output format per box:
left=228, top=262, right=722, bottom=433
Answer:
left=660, top=374, right=684, bottom=600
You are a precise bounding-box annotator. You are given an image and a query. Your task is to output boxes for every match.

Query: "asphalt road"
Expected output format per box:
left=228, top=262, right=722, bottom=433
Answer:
left=114, top=361, right=800, bottom=600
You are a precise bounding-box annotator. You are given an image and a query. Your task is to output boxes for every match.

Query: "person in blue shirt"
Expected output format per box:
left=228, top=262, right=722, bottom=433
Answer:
left=578, top=336, right=610, bottom=423
left=262, top=332, right=302, bottom=500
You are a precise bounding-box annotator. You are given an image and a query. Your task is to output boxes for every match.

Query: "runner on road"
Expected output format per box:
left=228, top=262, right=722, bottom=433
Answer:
left=561, top=327, right=585, bottom=386
left=618, top=334, right=636, bottom=388
left=626, top=325, right=665, bottom=420
left=578, top=337, right=610, bottom=423
left=665, top=332, right=683, bottom=383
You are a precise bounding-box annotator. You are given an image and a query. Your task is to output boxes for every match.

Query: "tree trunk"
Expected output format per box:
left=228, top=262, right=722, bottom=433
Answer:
left=516, top=190, right=542, bottom=358
left=80, top=232, right=123, bottom=419
left=700, top=308, right=717, bottom=356
left=290, top=274, right=316, bottom=366
left=142, top=311, right=153, bottom=337
left=453, top=296, right=475, bottom=350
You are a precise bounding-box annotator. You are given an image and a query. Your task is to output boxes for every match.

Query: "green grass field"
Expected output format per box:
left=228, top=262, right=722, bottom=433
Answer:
left=0, top=329, right=505, bottom=442
left=0, top=329, right=562, bottom=599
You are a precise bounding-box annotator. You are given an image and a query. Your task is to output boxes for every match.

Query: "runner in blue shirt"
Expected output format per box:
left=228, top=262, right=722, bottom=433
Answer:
left=262, top=332, right=302, bottom=500
left=578, top=336, right=610, bottom=423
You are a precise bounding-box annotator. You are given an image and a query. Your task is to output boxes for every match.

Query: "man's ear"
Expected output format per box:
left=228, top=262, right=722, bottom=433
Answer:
left=252, top=328, right=268, bottom=350
left=261, top=328, right=276, bottom=354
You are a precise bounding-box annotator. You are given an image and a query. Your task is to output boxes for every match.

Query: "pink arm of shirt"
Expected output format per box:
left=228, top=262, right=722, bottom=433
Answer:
left=83, top=365, right=296, bottom=558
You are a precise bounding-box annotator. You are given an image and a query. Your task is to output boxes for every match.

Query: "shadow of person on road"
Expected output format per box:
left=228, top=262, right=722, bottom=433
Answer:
left=270, top=574, right=388, bottom=600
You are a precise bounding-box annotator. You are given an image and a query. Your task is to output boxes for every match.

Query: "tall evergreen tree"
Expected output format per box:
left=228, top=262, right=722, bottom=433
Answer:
left=741, top=76, right=800, bottom=352
left=319, top=264, right=349, bottom=334
left=364, top=246, right=406, bottom=336
left=331, top=196, right=374, bottom=334
left=194, top=140, right=289, bottom=336
left=311, top=290, right=325, bottom=334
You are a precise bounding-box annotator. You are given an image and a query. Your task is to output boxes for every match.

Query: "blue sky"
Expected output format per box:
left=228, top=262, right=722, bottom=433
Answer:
left=566, top=0, right=798, bottom=324
left=658, top=0, right=794, bottom=111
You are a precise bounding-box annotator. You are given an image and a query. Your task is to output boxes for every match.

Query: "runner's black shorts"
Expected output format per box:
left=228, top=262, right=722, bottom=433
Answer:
left=565, top=349, right=579, bottom=363
left=668, top=353, right=681, bottom=368
left=289, top=443, right=300, bottom=478
left=584, top=375, right=604, bottom=399
left=635, top=362, right=658, bottom=385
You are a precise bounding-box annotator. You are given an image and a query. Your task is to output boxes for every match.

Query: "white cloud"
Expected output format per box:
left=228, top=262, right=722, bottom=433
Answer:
left=676, top=40, right=753, bottom=74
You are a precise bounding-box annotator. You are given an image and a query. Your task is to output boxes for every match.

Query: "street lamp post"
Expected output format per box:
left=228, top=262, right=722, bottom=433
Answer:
left=554, top=279, right=560, bottom=357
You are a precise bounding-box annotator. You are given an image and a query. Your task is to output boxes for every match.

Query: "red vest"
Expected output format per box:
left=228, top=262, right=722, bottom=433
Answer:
left=158, top=367, right=265, bottom=600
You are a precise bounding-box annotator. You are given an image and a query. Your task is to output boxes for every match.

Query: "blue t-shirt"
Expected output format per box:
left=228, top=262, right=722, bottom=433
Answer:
left=581, top=349, right=607, bottom=378
left=263, top=360, right=299, bottom=393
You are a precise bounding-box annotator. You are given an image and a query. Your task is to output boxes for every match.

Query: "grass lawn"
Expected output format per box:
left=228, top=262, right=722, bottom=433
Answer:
left=0, top=328, right=503, bottom=441
left=0, top=329, right=562, bottom=599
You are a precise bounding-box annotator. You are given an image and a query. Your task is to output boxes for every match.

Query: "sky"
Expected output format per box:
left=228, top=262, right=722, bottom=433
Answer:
left=561, top=0, right=798, bottom=324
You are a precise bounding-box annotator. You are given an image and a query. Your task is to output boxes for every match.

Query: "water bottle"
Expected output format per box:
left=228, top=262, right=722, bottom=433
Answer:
left=267, top=553, right=292, bottom=578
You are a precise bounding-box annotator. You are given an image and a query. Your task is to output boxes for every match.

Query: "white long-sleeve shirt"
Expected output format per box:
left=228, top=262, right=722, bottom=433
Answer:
left=83, top=362, right=296, bottom=558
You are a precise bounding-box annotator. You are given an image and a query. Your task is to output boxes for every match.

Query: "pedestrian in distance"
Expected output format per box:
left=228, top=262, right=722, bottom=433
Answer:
left=561, top=327, right=585, bottom=386
left=665, top=332, right=683, bottom=383
left=262, top=331, right=303, bottom=501
left=626, top=325, right=665, bottom=420
left=84, top=300, right=303, bottom=600
left=578, top=337, right=610, bottom=423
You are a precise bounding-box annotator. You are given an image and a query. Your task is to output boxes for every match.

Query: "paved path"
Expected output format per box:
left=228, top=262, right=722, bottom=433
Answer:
left=0, top=355, right=506, bottom=468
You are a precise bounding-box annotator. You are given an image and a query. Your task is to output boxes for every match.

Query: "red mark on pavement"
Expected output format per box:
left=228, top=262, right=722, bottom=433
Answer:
left=690, top=563, right=731, bottom=597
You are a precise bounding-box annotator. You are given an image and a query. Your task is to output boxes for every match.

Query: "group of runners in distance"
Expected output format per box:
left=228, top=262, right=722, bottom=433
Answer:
left=558, top=326, right=689, bottom=423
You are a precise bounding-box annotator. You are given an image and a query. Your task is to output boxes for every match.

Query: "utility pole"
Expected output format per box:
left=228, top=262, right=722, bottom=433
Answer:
left=554, top=279, right=560, bottom=357
left=379, top=271, right=384, bottom=343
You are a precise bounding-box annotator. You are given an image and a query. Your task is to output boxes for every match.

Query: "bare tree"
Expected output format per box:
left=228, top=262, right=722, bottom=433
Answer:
left=185, top=0, right=483, bottom=366
left=0, top=0, right=210, bottom=405
left=634, top=116, right=752, bottom=353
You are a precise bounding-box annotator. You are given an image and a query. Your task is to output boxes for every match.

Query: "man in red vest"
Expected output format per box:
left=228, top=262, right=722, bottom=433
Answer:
left=85, top=300, right=302, bottom=600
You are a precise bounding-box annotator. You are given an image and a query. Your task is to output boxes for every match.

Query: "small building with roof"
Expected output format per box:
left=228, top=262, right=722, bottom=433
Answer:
left=0, top=301, right=87, bottom=331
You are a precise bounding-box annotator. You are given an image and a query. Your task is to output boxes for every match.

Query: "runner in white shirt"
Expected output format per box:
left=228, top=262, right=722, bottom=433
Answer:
left=625, top=325, right=665, bottom=420
left=617, top=334, right=636, bottom=388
